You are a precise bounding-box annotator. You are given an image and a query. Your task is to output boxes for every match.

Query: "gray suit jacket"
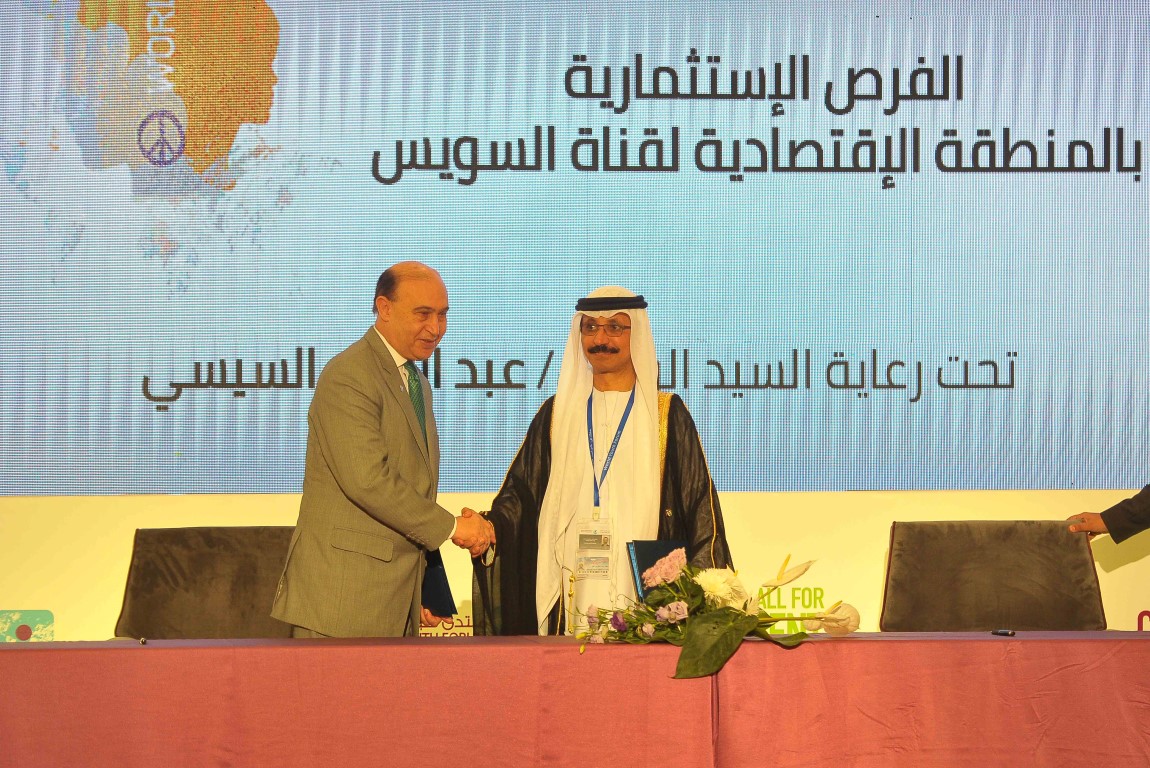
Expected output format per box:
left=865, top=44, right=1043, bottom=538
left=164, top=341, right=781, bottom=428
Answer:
left=271, top=329, right=455, bottom=636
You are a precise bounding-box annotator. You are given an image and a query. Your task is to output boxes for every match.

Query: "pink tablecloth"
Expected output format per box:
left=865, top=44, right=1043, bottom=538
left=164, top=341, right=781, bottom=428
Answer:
left=3, top=633, right=1149, bottom=768
left=715, top=632, right=1150, bottom=768
left=0, top=636, right=713, bottom=768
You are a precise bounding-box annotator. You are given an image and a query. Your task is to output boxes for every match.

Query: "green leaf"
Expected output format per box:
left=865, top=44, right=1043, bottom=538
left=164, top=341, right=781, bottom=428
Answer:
left=683, top=583, right=706, bottom=613
left=673, top=608, right=758, bottom=678
left=676, top=573, right=706, bottom=610
left=749, top=621, right=810, bottom=645
left=644, top=584, right=677, bottom=607
left=750, top=626, right=775, bottom=641
left=761, top=631, right=809, bottom=648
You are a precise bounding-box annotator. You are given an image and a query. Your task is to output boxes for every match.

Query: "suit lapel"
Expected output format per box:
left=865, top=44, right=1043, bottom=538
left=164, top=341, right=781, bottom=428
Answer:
left=425, top=382, right=439, bottom=489
left=364, top=330, right=433, bottom=468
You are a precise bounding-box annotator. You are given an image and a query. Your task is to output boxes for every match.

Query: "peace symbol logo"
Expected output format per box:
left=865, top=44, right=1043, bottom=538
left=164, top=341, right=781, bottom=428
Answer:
left=137, top=110, right=186, bottom=166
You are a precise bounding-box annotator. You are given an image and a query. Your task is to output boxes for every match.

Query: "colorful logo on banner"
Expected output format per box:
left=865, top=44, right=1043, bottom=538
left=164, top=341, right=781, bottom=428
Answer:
left=0, top=610, right=55, bottom=642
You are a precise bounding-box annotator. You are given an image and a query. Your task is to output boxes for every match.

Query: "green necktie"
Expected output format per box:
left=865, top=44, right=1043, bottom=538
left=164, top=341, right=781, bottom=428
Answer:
left=403, top=360, right=427, bottom=445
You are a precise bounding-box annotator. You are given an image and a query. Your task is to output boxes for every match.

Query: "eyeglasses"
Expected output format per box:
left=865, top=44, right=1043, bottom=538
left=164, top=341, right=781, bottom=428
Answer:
left=579, top=321, right=631, bottom=337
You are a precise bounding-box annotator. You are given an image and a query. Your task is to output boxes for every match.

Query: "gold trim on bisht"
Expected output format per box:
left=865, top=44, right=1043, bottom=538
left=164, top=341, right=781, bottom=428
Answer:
left=657, top=391, right=671, bottom=478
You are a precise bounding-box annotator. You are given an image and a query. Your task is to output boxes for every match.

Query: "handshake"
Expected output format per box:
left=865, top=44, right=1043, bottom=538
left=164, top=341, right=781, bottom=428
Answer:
left=422, top=508, right=496, bottom=629
left=452, top=506, right=496, bottom=559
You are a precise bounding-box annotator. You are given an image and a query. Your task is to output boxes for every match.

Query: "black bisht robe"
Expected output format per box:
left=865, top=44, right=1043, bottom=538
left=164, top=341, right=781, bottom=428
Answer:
left=472, top=393, right=733, bottom=635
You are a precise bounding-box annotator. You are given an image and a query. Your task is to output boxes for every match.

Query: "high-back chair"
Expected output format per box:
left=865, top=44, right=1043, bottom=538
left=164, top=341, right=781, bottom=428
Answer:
left=115, top=526, right=294, bottom=639
left=879, top=520, right=1106, bottom=632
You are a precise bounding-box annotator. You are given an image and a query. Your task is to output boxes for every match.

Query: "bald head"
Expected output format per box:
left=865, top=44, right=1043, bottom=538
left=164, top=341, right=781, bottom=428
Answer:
left=373, top=261, right=449, bottom=361
left=374, top=261, right=445, bottom=309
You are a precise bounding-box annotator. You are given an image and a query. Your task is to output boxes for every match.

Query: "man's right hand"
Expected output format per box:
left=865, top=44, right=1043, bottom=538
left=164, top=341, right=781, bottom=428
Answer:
left=453, top=507, right=495, bottom=557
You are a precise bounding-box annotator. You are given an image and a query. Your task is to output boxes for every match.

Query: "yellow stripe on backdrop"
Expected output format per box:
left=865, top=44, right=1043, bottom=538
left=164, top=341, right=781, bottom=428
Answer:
left=0, top=490, right=1146, bottom=641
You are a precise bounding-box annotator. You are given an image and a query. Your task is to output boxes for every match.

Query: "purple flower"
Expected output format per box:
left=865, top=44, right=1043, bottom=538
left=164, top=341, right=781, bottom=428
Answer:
left=587, top=633, right=605, bottom=644
left=655, top=601, right=689, bottom=624
left=641, top=547, right=689, bottom=587
left=610, top=611, right=628, bottom=632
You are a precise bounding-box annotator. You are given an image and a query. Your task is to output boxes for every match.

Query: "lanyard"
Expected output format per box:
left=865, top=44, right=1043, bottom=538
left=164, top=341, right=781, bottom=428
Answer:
left=586, top=386, right=636, bottom=510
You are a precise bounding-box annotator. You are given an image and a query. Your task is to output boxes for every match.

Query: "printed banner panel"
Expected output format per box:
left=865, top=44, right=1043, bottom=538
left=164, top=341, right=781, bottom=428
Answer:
left=1, top=1, right=1146, bottom=493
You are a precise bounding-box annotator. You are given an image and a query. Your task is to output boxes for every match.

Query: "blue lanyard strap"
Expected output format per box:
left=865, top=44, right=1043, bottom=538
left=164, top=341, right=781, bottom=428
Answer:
left=586, top=386, right=636, bottom=508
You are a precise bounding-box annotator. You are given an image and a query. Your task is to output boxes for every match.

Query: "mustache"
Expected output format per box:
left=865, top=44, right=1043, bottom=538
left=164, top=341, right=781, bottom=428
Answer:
left=587, top=344, right=619, bottom=355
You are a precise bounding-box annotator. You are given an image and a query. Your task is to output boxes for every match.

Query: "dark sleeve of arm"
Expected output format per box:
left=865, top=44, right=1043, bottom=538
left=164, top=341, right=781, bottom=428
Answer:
left=472, top=398, right=554, bottom=635
left=663, top=395, right=733, bottom=570
left=1100, top=485, right=1150, bottom=544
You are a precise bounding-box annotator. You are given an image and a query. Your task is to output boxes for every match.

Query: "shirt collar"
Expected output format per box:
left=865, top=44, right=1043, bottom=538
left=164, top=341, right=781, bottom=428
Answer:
left=374, top=326, right=410, bottom=370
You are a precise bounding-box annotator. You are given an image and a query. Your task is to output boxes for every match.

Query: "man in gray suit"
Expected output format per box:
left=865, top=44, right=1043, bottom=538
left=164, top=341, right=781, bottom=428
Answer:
left=272, top=261, right=493, bottom=637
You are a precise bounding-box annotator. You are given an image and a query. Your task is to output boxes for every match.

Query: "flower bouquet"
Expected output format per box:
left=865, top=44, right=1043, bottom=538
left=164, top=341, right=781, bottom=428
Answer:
left=581, top=549, right=860, bottom=678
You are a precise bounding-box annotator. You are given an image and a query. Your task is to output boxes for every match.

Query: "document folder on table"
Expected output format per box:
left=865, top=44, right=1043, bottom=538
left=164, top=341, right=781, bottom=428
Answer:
left=421, top=549, right=457, bottom=617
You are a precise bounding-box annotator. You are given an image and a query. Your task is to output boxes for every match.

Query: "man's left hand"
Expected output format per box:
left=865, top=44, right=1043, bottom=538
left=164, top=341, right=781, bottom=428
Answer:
left=420, top=607, right=450, bottom=627
left=1067, top=512, right=1108, bottom=537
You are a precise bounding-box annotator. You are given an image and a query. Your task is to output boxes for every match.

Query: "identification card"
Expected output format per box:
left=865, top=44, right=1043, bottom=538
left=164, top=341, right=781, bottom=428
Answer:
left=578, top=531, right=611, bottom=550
left=575, top=555, right=610, bottom=579
left=577, top=519, right=612, bottom=552
left=576, top=519, right=612, bottom=580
